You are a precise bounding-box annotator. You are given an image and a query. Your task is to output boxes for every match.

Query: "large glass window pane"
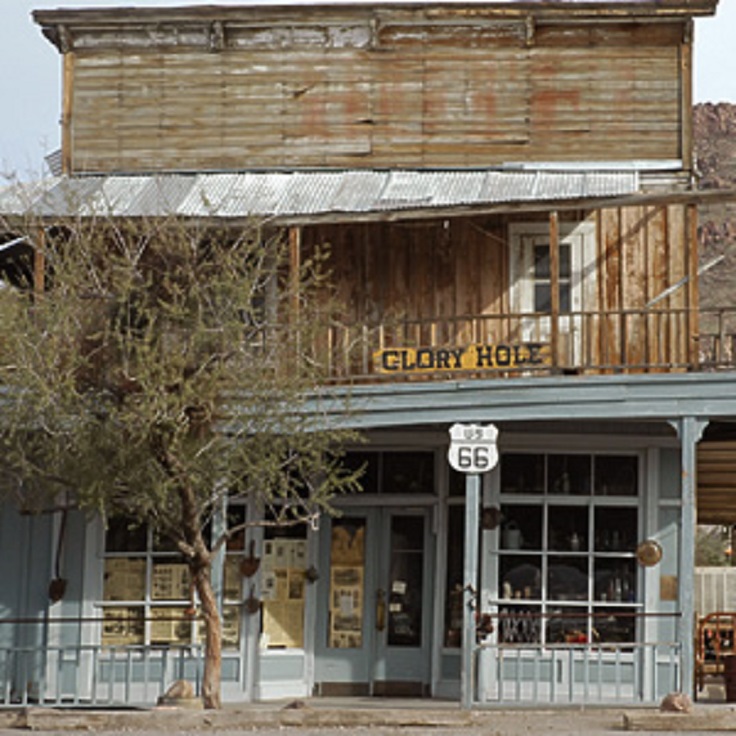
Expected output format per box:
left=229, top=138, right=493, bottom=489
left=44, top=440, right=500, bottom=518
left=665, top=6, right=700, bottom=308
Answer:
left=105, top=518, right=146, bottom=553
left=548, top=454, right=592, bottom=496
left=344, top=451, right=379, bottom=494
left=498, top=604, right=541, bottom=643
left=594, top=455, right=638, bottom=496
left=501, top=505, right=542, bottom=551
left=382, top=451, right=434, bottom=494
left=534, top=245, right=551, bottom=279
left=102, top=606, right=144, bottom=646
left=594, top=558, right=636, bottom=603
left=548, top=505, right=588, bottom=552
left=444, top=505, right=464, bottom=647
left=594, top=507, right=637, bottom=552
left=534, top=284, right=551, bottom=313
left=593, top=607, right=636, bottom=643
left=501, top=453, right=545, bottom=495
left=388, top=515, right=424, bottom=647
left=150, top=607, right=192, bottom=645
left=546, top=606, right=590, bottom=644
left=499, top=555, right=541, bottom=601
left=547, top=556, right=588, bottom=601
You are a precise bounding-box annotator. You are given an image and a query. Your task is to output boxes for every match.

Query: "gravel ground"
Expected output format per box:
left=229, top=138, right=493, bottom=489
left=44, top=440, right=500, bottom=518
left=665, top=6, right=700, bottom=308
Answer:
left=0, top=711, right=725, bottom=736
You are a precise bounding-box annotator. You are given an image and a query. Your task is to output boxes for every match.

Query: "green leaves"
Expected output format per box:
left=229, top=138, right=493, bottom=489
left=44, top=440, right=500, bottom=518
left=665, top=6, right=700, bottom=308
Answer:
left=0, top=214, right=359, bottom=548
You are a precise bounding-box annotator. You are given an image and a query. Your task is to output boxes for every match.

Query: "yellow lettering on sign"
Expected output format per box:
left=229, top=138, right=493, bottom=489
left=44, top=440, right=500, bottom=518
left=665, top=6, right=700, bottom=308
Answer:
left=373, top=343, right=550, bottom=374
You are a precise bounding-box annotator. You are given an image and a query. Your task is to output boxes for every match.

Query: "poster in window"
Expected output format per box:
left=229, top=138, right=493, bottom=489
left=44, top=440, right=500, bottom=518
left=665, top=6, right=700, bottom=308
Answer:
left=223, top=557, right=242, bottom=600
left=329, top=566, right=363, bottom=648
left=262, top=600, right=304, bottom=648
left=152, top=563, right=190, bottom=600
left=104, top=558, right=146, bottom=601
left=101, top=606, right=144, bottom=646
left=150, top=607, right=191, bottom=644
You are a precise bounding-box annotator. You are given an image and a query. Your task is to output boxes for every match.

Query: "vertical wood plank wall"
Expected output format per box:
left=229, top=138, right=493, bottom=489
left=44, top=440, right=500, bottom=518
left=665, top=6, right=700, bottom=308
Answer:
left=306, top=205, right=693, bottom=374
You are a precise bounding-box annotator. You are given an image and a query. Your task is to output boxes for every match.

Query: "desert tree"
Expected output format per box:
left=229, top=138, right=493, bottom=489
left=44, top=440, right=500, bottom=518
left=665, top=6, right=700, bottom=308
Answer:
left=0, top=210, right=362, bottom=708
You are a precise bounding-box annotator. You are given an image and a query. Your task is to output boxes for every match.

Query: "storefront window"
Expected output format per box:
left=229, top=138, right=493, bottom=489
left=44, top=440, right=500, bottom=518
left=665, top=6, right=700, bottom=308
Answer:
left=101, top=518, right=198, bottom=647
left=102, top=510, right=244, bottom=649
left=343, top=451, right=435, bottom=495
left=496, top=452, right=639, bottom=646
left=260, top=522, right=308, bottom=649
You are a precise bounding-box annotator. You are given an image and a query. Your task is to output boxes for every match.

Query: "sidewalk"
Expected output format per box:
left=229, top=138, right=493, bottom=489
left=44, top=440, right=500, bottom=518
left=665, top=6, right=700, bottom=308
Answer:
left=0, top=692, right=734, bottom=733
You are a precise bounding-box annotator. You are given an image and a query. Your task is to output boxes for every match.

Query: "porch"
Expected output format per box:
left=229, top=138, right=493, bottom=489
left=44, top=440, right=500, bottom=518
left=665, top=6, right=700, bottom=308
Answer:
left=318, top=306, right=736, bottom=383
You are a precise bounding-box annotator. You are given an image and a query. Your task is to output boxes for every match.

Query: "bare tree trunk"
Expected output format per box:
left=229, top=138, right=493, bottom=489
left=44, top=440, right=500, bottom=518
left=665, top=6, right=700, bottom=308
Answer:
left=172, top=470, right=223, bottom=709
left=191, top=560, right=222, bottom=709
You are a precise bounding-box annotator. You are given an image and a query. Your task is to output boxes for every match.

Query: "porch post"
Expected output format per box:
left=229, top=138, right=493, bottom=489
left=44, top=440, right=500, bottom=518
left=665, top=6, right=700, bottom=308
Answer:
left=462, top=473, right=481, bottom=709
left=549, top=211, right=560, bottom=369
left=678, top=416, right=707, bottom=695
left=288, top=226, right=302, bottom=322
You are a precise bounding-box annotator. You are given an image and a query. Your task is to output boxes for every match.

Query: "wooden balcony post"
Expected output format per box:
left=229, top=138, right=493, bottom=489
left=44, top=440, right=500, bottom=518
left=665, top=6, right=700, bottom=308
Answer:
left=288, top=226, right=301, bottom=323
left=33, top=227, right=46, bottom=297
left=687, top=204, right=699, bottom=368
left=288, top=226, right=302, bottom=368
left=61, top=50, right=75, bottom=175
left=549, top=211, right=560, bottom=369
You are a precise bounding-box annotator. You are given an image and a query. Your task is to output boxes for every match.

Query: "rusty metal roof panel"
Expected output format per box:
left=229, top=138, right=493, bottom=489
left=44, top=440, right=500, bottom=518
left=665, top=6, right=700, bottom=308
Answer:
left=0, top=169, right=642, bottom=221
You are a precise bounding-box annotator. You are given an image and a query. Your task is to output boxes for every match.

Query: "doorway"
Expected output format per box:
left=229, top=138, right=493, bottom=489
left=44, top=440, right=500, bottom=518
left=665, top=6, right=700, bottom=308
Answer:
left=314, top=507, right=434, bottom=696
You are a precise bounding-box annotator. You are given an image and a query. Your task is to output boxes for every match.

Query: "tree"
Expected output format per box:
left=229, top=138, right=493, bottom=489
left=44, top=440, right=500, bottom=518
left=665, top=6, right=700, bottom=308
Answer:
left=696, top=525, right=732, bottom=567
left=0, top=212, right=362, bottom=708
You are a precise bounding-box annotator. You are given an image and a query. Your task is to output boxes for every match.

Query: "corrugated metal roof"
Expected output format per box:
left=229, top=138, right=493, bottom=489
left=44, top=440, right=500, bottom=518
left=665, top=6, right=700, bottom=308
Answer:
left=0, top=170, right=640, bottom=223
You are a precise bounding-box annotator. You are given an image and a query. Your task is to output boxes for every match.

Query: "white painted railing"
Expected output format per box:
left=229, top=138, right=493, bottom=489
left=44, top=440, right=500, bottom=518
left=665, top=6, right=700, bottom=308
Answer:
left=0, top=644, right=204, bottom=707
left=475, top=641, right=681, bottom=706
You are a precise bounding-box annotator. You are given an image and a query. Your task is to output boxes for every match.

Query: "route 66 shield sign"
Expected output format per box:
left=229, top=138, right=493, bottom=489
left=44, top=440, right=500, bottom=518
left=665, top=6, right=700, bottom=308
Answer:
left=447, top=423, right=499, bottom=474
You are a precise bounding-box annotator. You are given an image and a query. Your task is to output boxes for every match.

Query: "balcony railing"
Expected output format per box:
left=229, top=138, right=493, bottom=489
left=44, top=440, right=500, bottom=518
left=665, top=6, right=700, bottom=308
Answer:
left=317, top=307, right=736, bottom=383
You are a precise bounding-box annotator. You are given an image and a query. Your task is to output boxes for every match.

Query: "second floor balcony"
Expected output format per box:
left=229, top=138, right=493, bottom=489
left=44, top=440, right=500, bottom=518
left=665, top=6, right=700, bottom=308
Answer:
left=317, top=306, right=736, bottom=384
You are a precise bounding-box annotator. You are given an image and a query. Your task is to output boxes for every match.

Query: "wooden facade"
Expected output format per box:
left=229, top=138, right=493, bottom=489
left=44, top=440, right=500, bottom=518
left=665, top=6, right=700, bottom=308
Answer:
left=303, top=203, right=699, bottom=379
left=33, top=3, right=709, bottom=175
left=6, top=0, right=735, bottom=709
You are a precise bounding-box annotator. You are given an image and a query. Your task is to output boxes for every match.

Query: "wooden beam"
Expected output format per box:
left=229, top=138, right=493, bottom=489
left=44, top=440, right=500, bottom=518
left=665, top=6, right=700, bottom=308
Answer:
left=687, top=203, right=699, bottom=367
left=33, top=227, right=46, bottom=297
left=61, top=51, right=75, bottom=175
left=289, top=226, right=302, bottom=323
left=549, top=210, right=560, bottom=368
left=680, top=18, right=694, bottom=173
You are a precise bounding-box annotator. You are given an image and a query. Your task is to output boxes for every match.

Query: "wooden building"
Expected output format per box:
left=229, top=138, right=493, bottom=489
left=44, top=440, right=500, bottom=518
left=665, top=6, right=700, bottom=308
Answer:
left=3, top=0, right=736, bottom=707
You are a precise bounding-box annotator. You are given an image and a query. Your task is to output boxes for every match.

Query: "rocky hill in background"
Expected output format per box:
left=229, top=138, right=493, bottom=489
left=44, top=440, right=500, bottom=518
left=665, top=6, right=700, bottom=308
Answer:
left=694, top=102, right=736, bottom=309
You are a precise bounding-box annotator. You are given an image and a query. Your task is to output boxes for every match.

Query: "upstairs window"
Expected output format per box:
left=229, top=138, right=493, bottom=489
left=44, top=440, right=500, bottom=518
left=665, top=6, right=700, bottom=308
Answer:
left=533, top=243, right=572, bottom=314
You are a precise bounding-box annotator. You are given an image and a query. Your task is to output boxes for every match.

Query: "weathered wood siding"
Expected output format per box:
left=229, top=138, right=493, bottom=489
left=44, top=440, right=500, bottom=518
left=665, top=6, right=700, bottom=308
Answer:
left=66, top=18, right=685, bottom=173
left=305, top=204, right=695, bottom=377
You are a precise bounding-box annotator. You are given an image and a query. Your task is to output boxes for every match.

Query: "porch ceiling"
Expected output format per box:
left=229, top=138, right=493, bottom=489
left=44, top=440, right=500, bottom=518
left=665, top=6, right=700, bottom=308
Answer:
left=0, top=169, right=640, bottom=225
left=698, top=440, right=736, bottom=525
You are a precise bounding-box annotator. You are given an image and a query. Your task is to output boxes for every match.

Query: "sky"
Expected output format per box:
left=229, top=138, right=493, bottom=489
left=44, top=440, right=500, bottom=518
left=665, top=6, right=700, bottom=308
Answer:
left=1, top=0, right=734, bottom=178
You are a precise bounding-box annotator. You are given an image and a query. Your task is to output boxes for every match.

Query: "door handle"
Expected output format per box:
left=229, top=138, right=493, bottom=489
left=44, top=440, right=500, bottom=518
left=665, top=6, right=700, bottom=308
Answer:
left=376, top=588, right=386, bottom=632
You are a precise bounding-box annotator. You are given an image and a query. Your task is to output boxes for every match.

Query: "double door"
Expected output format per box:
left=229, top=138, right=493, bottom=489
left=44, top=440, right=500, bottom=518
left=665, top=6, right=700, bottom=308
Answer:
left=314, top=507, right=433, bottom=696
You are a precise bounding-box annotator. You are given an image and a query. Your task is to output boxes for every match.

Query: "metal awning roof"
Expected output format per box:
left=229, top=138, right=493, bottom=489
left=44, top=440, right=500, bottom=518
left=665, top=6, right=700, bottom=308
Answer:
left=0, top=170, right=641, bottom=225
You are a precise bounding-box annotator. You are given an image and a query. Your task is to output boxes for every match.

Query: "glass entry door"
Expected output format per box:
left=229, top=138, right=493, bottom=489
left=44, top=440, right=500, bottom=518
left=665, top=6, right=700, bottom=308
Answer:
left=314, top=508, right=433, bottom=696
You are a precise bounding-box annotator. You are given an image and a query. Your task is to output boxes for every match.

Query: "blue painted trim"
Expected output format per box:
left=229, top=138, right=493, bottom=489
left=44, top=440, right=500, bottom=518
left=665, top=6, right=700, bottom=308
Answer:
left=308, top=372, right=736, bottom=428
